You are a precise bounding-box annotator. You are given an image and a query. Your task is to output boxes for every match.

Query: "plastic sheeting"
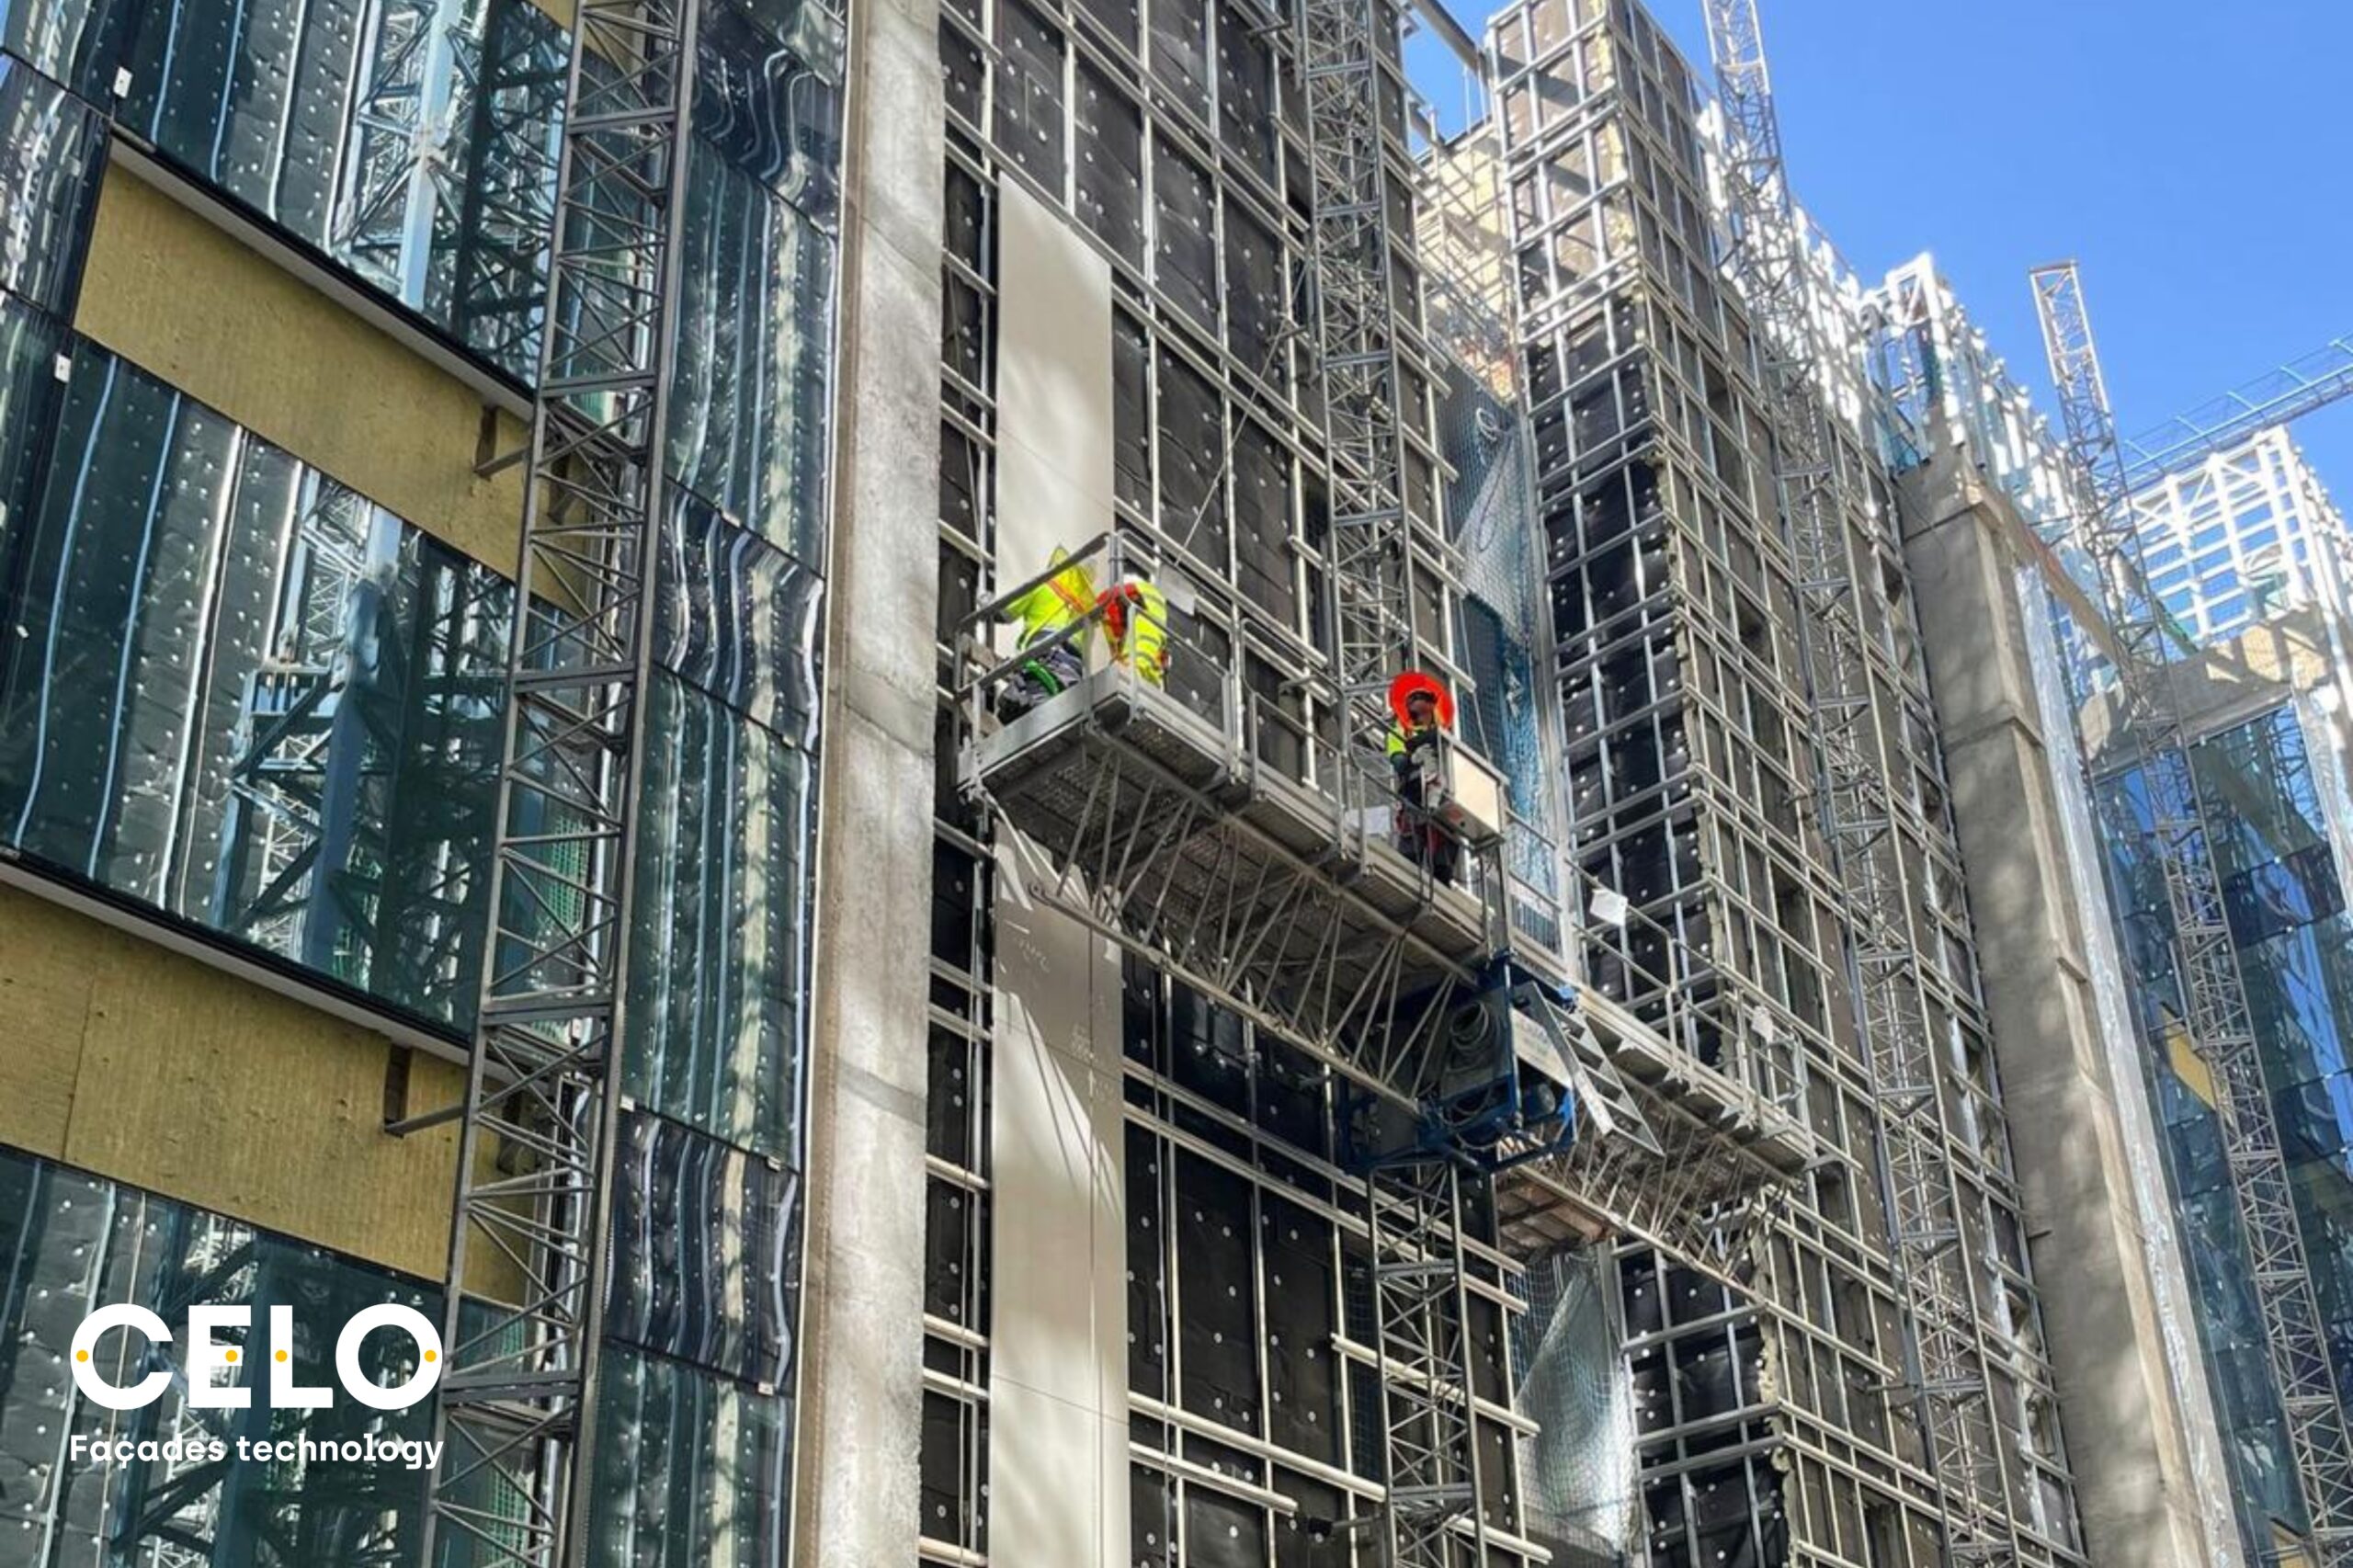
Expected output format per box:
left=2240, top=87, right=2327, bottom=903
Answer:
left=1446, top=358, right=1564, bottom=949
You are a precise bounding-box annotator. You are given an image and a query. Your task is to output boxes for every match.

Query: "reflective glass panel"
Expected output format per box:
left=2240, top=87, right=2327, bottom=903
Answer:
left=667, top=138, right=835, bottom=562
left=588, top=1345, right=792, bottom=1568
left=656, top=487, right=824, bottom=749
left=606, top=1108, right=801, bottom=1385
left=1, top=0, right=133, bottom=99
left=115, top=0, right=565, bottom=380
left=0, top=1147, right=441, bottom=1565
left=0, top=56, right=105, bottom=315
left=0, top=339, right=510, bottom=1029
left=623, top=673, right=814, bottom=1162
left=694, top=0, right=845, bottom=224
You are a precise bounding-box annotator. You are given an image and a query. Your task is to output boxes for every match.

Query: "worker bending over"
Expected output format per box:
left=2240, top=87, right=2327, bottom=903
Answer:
left=1384, top=670, right=1460, bottom=884
left=996, top=546, right=1096, bottom=717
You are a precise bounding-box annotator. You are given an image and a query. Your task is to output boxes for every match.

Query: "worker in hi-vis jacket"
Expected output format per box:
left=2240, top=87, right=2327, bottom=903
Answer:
left=1384, top=669, right=1459, bottom=884
left=996, top=546, right=1096, bottom=717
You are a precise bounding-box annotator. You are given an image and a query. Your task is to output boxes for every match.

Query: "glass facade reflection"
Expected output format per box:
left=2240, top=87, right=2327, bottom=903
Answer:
left=2104, top=701, right=2353, bottom=1561
left=0, top=1146, right=442, bottom=1567
left=0, top=0, right=848, bottom=1550
left=0, top=330, right=515, bottom=1030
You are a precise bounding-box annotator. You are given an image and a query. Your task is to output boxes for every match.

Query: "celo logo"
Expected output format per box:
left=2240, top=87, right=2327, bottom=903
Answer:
left=69, top=1303, right=443, bottom=1413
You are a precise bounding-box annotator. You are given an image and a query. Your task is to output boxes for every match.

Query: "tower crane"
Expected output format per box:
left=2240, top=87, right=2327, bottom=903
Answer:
left=2122, top=332, right=2353, bottom=492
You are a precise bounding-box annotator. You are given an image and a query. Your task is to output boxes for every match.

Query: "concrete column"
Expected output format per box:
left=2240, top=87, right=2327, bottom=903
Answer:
left=1900, top=449, right=2234, bottom=1568
left=792, top=0, right=944, bottom=1552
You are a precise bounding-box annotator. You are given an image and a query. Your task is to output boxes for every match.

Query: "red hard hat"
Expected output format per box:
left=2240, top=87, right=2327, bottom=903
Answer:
left=1387, top=670, right=1454, bottom=729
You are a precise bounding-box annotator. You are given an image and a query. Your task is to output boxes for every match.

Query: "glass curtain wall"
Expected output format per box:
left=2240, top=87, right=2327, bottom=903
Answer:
left=0, top=1147, right=443, bottom=1567
left=0, top=0, right=850, bottom=1559
left=2102, top=700, right=2353, bottom=1562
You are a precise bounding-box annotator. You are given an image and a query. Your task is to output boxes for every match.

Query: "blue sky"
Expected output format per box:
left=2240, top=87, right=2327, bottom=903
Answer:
left=1418, top=0, right=2353, bottom=498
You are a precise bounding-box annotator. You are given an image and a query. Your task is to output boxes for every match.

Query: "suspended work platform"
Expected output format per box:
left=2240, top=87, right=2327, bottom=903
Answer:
left=959, top=534, right=1813, bottom=1279
left=965, top=652, right=1501, bottom=1088
left=1497, top=981, right=1816, bottom=1271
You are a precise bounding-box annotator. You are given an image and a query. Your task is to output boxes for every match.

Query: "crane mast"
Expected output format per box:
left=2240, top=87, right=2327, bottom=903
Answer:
left=407, top=2, right=699, bottom=1562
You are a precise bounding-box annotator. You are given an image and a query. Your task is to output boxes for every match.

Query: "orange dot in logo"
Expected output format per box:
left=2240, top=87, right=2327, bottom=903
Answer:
left=223, top=1349, right=238, bottom=1364
left=74, top=1349, right=88, bottom=1363
left=425, top=1350, right=438, bottom=1363
left=275, top=1350, right=289, bottom=1363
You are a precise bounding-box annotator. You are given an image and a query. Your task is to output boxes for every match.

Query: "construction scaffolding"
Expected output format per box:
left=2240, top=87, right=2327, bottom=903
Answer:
left=2032, top=261, right=2353, bottom=1566
left=1705, top=2, right=2018, bottom=1558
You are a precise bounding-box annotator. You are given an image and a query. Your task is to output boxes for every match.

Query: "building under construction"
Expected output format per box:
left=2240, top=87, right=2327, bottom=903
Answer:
left=0, top=0, right=2350, bottom=1563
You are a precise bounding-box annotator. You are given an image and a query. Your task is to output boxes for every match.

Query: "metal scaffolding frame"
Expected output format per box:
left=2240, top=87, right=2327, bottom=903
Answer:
left=1366, top=1156, right=1491, bottom=1566
left=1703, top=2, right=2018, bottom=1559
left=405, top=0, right=701, bottom=1562
left=1293, top=0, right=1494, bottom=1551
left=942, top=0, right=1814, bottom=1551
left=2032, top=260, right=2353, bottom=1567
left=1300, top=0, right=1418, bottom=710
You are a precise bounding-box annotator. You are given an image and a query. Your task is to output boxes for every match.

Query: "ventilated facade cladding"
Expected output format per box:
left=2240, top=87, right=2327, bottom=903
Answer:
left=925, top=0, right=1561, bottom=1554
left=1487, top=0, right=2084, bottom=1562
left=0, top=0, right=847, bottom=1556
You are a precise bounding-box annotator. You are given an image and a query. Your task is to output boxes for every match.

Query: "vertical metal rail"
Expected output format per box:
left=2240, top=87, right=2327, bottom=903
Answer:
left=1700, top=3, right=2018, bottom=1559
left=416, top=0, right=699, bottom=1562
left=2033, top=261, right=2353, bottom=1566
left=1295, top=0, right=1485, bottom=1550
left=1367, top=1158, right=1486, bottom=1568
left=1298, top=0, right=1418, bottom=710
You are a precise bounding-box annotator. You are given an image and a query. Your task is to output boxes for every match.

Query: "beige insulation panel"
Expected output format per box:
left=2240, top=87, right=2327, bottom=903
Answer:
left=985, top=180, right=1131, bottom=1567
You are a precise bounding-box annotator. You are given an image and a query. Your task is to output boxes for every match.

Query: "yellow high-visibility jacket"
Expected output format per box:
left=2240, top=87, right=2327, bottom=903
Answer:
left=1385, top=722, right=1438, bottom=757
left=1002, top=548, right=1097, bottom=648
